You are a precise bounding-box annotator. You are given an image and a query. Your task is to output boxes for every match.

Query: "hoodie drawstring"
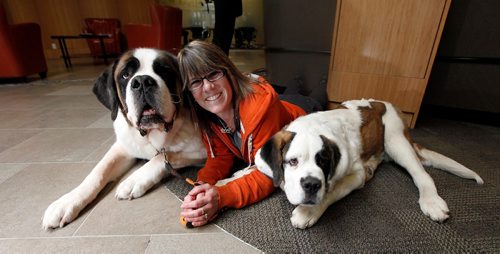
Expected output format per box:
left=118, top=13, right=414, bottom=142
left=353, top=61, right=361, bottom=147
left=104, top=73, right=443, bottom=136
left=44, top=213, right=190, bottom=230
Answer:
left=205, top=132, right=215, bottom=158
left=247, top=134, right=253, bottom=166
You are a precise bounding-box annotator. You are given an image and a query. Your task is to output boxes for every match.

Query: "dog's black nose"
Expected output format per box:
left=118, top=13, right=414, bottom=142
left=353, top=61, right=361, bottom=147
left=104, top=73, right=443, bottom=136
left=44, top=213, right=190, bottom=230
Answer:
left=301, top=176, right=321, bottom=194
left=131, top=75, right=156, bottom=90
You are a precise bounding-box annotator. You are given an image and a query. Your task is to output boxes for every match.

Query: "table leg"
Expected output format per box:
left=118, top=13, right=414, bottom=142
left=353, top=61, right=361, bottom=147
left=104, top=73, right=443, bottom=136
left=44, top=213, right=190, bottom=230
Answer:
left=99, top=37, right=108, bottom=65
left=61, top=39, right=72, bottom=69
left=56, top=39, right=69, bottom=69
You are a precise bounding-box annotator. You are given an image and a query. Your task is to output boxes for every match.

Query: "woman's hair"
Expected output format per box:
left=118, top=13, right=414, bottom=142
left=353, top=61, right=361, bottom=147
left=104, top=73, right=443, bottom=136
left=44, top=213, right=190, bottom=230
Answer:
left=178, top=40, right=257, bottom=133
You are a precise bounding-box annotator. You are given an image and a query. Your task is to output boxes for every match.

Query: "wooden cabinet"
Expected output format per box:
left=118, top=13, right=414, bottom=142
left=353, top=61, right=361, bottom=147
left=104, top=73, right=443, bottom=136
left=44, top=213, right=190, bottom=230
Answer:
left=327, top=0, right=451, bottom=127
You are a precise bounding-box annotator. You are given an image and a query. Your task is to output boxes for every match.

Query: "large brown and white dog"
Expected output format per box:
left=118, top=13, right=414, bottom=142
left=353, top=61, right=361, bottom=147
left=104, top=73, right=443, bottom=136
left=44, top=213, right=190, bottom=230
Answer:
left=42, top=48, right=206, bottom=230
left=255, top=99, right=483, bottom=229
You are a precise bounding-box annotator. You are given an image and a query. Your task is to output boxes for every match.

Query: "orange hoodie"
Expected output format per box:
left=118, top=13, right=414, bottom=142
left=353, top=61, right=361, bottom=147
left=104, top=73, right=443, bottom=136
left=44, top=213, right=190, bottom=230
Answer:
left=196, top=76, right=305, bottom=209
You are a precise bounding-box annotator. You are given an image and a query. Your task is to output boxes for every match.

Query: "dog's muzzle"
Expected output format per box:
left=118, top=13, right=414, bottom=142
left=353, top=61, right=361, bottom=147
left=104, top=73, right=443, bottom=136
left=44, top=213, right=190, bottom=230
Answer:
left=131, top=75, right=165, bottom=128
left=300, top=176, right=321, bottom=204
left=131, top=75, right=156, bottom=91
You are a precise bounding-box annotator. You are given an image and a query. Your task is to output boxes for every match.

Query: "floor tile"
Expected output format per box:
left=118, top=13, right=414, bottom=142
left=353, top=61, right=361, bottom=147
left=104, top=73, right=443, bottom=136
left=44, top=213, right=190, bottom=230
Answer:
left=0, top=108, right=107, bottom=129
left=74, top=172, right=221, bottom=236
left=0, top=236, right=150, bottom=254
left=0, top=163, right=96, bottom=238
left=41, top=94, right=103, bottom=110
left=25, top=108, right=108, bottom=129
left=45, top=83, right=95, bottom=96
left=0, top=110, right=45, bottom=129
left=147, top=233, right=262, bottom=253
left=0, top=128, right=113, bottom=163
left=230, top=49, right=266, bottom=73
left=0, top=163, right=29, bottom=184
left=0, top=129, right=42, bottom=153
left=0, top=83, right=62, bottom=99
left=82, top=137, right=114, bottom=162
left=86, top=113, right=113, bottom=129
left=0, top=92, right=62, bottom=111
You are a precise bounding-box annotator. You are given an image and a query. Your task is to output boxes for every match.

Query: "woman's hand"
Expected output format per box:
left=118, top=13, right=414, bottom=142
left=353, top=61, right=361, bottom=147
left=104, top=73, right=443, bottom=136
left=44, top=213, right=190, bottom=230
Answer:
left=180, top=183, right=219, bottom=227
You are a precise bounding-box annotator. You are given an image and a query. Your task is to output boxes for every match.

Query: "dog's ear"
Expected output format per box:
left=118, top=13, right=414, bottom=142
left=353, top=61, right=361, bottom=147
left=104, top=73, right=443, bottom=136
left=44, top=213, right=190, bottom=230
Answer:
left=93, top=60, right=119, bottom=120
left=256, top=129, right=296, bottom=187
left=318, top=135, right=341, bottom=181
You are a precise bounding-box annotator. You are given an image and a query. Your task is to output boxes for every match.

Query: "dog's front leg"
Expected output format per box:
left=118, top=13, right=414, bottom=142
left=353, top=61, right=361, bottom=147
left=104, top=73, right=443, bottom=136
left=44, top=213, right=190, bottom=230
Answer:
left=291, top=172, right=365, bottom=229
left=42, top=143, right=135, bottom=230
left=115, top=155, right=166, bottom=200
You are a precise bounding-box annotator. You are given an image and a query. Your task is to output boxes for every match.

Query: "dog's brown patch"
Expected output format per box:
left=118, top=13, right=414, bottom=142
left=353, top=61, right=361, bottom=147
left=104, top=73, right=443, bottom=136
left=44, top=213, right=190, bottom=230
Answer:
left=331, top=104, right=348, bottom=110
left=358, top=102, right=386, bottom=180
left=260, top=128, right=295, bottom=186
left=113, top=50, right=134, bottom=82
left=271, top=128, right=296, bottom=164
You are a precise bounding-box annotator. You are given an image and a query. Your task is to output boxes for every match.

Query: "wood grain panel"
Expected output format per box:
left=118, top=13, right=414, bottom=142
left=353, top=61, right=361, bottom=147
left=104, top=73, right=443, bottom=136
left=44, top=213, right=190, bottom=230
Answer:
left=3, top=0, right=164, bottom=59
left=36, top=0, right=87, bottom=53
left=333, top=0, right=446, bottom=78
left=77, top=0, right=119, bottom=19
left=3, top=0, right=39, bottom=23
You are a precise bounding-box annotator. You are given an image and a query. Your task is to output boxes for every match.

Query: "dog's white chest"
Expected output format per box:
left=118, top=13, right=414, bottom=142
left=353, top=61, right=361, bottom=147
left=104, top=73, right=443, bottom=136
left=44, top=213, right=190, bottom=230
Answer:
left=114, top=115, right=159, bottom=159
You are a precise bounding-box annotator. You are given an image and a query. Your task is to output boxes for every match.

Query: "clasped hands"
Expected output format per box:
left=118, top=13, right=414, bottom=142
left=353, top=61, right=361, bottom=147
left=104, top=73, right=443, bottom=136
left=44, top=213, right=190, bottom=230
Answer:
left=180, top=182, right=219, bottom=227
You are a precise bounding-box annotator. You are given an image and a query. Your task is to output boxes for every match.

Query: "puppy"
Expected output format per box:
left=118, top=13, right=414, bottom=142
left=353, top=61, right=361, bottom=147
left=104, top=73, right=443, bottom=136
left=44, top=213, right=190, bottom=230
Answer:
left=255, top=99, right=483, bottom=229
left=42, top=48, right=206, bottom=230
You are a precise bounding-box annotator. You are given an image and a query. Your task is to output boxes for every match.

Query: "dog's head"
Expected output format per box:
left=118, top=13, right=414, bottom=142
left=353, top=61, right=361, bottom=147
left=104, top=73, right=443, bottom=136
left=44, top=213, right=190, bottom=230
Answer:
left=255, top=128, right=341, bottom=206
left=93, top=48, right=182, bottom=134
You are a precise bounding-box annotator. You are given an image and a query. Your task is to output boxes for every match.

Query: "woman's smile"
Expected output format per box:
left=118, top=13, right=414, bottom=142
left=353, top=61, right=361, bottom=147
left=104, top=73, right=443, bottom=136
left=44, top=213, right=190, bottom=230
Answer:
left=205, top=93, right=222, bottom=102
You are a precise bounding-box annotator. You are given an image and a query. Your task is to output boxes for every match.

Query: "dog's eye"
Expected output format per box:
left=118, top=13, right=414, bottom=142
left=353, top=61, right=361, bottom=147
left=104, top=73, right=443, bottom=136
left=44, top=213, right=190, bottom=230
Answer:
left=121, top=72, right=130, bottom=80
left=288, top=158, right=298, bottom=166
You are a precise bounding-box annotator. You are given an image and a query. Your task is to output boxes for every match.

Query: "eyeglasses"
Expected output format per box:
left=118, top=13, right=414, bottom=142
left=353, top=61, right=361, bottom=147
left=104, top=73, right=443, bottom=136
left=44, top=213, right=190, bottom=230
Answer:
left=188, top=70, right=225, bottom=91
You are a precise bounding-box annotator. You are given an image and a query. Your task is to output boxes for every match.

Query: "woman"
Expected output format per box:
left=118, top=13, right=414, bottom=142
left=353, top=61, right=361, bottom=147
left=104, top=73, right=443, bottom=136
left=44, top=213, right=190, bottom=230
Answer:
left=178, top=41, right=305, bottom=227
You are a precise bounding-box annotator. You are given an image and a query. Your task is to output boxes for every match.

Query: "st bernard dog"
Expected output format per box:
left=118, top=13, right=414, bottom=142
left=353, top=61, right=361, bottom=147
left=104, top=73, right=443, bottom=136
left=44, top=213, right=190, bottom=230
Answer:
left=42, top=48, right=206, bottom=230
left=255, top=99, right=483, bottom=229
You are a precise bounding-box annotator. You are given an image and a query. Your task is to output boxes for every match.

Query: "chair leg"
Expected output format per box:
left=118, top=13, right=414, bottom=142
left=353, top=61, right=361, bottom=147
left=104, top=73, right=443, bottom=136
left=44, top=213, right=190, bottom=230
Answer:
left=39, top=71, right=47, bottom=79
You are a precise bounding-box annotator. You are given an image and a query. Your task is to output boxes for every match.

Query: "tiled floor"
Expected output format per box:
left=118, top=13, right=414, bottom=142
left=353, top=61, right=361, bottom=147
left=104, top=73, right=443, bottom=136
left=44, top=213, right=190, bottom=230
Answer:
left=0, top=50, right=265, bottom=253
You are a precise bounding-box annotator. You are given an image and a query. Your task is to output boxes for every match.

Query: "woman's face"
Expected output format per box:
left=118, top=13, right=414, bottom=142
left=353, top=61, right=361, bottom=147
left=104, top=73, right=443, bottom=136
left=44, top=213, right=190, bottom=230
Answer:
left=188, top=70, right=233, bottom=116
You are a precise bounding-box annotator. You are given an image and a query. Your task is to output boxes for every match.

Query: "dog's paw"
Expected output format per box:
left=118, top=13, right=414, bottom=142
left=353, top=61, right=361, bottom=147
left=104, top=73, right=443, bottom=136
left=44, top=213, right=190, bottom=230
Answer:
left=115, top=176, right=149, bottom=200
left=290, top=205, right=322, bottom=229
left=42, top=194, right=82, bottom=230
left=419, top=194, right=449, bottom=222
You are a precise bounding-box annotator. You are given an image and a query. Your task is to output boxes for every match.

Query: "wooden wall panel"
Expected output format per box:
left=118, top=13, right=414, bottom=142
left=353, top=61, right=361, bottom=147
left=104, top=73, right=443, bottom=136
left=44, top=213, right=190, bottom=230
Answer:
left=3, top=0, right=39, bottom=23
left=35, top=0, right=88, bottom=56
left=77, top=0, right=119, bottom=19
left=3, top=0, right=159, bottom=59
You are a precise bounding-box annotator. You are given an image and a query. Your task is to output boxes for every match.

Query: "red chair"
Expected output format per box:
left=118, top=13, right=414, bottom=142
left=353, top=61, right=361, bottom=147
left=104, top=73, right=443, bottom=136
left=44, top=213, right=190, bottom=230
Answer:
left=83, top=18, right=123, bottom=58
left=0, top=3, right=47, bottom=79
left=124, top=4, right=182, bottom=54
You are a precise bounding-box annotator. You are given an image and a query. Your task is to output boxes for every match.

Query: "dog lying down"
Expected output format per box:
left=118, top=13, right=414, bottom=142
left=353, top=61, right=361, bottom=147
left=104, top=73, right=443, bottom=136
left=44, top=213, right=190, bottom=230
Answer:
left=254, top=99, right=483, bottom=229
left=42, top=48, right=206, bottom=230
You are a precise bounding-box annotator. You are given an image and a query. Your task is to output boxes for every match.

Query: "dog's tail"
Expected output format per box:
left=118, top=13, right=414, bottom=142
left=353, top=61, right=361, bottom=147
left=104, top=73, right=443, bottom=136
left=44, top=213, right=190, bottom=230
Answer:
left=413, top=144, right=483, bottom=184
